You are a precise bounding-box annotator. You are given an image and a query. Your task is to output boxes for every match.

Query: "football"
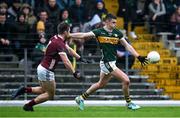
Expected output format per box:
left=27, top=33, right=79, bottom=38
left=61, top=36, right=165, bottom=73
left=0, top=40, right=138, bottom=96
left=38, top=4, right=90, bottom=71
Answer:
left=147, top=51, right=160, bottom=63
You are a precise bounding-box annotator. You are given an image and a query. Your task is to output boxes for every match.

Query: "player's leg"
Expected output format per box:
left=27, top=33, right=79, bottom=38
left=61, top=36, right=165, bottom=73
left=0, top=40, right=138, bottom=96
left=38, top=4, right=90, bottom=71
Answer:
left=111, top=68, right=140, bottom=110
left=84, top=72, right=112, bottom=98
left=23, top=64, right=56, bottom=111
left=23, top=80, right=56, bottom=111
left=111, top=68, right=130, bottom=100
left=75, top=72, right=112, bottom=110
left=12, top=86, right=45, bottom=99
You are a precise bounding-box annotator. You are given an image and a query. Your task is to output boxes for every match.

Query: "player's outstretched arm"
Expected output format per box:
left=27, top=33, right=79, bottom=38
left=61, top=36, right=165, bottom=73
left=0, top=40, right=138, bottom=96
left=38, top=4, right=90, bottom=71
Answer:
left=119, top=37, right=139, bottom=57
left=70, top=31, right=95, bottom=40
left=119, top=37, right=148, bottom=66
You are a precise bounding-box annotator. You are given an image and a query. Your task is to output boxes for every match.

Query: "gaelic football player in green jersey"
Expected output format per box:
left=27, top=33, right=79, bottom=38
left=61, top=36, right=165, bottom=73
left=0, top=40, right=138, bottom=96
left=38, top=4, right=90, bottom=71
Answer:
left=70, top=14, right=148, bottom=110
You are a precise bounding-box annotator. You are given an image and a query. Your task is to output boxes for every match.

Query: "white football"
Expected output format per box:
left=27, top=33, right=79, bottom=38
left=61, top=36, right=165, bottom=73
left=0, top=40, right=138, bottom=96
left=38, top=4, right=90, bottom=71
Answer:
left=147, top=51, right=160, bottom=63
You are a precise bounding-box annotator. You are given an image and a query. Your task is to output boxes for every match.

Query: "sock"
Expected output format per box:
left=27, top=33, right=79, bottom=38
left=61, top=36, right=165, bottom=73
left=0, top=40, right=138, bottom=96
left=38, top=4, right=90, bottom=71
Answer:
left=125, top=96, right=131, bottom=103
left=81, top=92, right=89, bottom=100
left=25, top=87, right=32, bottom=93
left=27, top=99, right=37, bottom=107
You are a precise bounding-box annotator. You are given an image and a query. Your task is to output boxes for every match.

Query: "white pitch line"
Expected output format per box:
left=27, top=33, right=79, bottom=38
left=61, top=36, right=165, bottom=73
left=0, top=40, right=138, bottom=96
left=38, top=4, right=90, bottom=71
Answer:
left=1, top=100, right=180, bottom=106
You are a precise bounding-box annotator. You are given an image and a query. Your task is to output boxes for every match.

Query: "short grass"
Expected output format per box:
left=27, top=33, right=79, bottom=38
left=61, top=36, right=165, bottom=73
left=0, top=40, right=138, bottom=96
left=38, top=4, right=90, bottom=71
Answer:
left=0, top=106, right=180, bottom=117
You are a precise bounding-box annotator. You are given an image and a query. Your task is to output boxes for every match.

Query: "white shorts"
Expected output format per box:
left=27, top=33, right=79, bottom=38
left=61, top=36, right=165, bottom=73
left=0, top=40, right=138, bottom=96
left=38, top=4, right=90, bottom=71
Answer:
left=100, top=61, right=118, bottom=74
left=37, top=64, right=55, bottom=81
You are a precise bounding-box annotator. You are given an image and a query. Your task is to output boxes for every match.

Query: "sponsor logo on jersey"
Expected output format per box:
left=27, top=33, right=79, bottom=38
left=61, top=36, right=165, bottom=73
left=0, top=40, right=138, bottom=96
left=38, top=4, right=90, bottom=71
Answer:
left=98, top=36, right=119, bottom=44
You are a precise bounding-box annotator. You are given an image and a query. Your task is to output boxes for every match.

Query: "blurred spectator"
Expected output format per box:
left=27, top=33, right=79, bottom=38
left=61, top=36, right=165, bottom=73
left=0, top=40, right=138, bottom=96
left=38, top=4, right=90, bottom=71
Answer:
left=148, top=0, right=166, bottom=33
left=44, top=0, right=61, bottom=29
left=136, top=0, right=147, bottom=25
left=32, top=10, right=53, bottom=66
left=21, top=3, right=37, bottom=29
left=33, top=0, right=46, bottom=16
left=0, top=2, right=14, bottom=22
left=31, top=38, right=46, bottom=67
left=69, top=0, right=88, bottom=32
left=0, top=13, right=11, bottom=54
left=21, top=0, right=35, bottom=9
left=92, top=0, right=108, bottom=20
left=143, top=0, right=152, bottom=17
left=164, top=0, right=177, bottom=31
left=13, top=13, right=30, bottom=60
left=83, top=0, right=97, bottom=19
left=59, top=9, right=72, bottom=26
left=0, top=0, right=13, bottom=6
left=171, top=6, right=180, bottom=39
left=117, top=0, right=138, bottom=39
left=56, top=0, right=74, bottom=10
left=7, top=0, right=21, bottom=22
left=164, top=0, right=177, bottom=18
left=36, top=10, right=54, bottom=41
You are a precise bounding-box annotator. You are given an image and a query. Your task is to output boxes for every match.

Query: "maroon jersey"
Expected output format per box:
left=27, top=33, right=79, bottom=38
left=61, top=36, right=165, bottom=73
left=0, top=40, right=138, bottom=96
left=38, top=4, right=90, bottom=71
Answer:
left=41, top=35, right=67, bottom=71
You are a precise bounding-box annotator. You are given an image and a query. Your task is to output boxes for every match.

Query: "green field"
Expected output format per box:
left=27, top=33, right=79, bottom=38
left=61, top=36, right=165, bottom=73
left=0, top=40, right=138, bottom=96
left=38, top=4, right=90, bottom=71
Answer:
left=0, top=106, right=180, bottom=117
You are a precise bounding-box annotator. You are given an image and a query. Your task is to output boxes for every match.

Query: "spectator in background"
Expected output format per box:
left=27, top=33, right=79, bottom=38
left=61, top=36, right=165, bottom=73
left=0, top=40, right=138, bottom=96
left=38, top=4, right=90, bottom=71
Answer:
left=117, top=0, right=138, bottom=39
left=33, top=0, right=46, bottom=16
left=59, top=9, right=72, bottom=26
left=21, top=3, right=37, bottom=30
left=69, top=0, right=88, bottom=32
left=36, top=10, right=54, bottom=40
left=0, top=0, right=12, bottom=6
left=56, top=0, right=74, bottom=10
left=92, top=0, right=108, bottom=20
left=148, top=0, right=166, bottom=33
left=21, top=0, right=35, bottom=9
left=0, top=13, right=11, bottom=54
left=136, top=0, right=147, bottom=26
left=171, top=6, right=180, bottom=39
left=143, top=0, right=152, bottom=17
left=44, top=0, right=61, bottom=30
left=164, top=0, right=177, bottom=18
left=163, top=0, right=177, bottom=31
left=7, top=0, right=21, bottom=22
left=32, top=10, right=54, bottom=64
left=69, top=0, right=89, bottom=53
left=31, top=20, right=47, bottom=67
left=0, top=2, right=14, bottom=22
left=13, top=13, right=30, bottom=60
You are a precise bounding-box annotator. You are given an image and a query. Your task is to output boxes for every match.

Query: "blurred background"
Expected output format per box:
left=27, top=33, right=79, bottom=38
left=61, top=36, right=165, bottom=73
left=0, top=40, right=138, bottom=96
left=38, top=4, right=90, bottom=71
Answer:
left=0, top=0, right=180, bottom=101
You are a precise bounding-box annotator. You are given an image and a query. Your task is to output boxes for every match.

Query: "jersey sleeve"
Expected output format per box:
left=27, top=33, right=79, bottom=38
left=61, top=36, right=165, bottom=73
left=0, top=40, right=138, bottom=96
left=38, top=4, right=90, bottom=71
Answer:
left=92, top=28, right=101, bottom=37
left=57, top=43, right=67, bottom=54
left=116, top=29, right=124, bottom=40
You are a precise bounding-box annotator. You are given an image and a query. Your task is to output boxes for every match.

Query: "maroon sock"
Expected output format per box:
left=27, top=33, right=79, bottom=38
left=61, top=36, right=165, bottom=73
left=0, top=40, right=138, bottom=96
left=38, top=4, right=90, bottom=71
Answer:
left=25, top=87, right=32, bottom=93
left=27, top=99, right=37, bottom=107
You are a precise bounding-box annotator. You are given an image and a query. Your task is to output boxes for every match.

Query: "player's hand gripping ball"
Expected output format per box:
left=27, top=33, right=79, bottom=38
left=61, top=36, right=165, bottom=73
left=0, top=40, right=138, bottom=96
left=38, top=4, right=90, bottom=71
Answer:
left=147, top=51, right=160, bottom=63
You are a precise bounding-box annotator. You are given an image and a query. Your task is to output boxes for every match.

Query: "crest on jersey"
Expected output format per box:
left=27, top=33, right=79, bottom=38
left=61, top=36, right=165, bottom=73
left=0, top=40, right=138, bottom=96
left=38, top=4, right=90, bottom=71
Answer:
left=114, top=34, right=118, bottom=37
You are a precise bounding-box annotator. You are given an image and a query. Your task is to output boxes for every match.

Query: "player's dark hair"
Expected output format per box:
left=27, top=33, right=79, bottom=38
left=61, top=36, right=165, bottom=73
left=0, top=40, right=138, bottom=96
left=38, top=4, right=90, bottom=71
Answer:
left=57, top=22, right=70, bottom=34
left=104, top=13, right=117, bottom=21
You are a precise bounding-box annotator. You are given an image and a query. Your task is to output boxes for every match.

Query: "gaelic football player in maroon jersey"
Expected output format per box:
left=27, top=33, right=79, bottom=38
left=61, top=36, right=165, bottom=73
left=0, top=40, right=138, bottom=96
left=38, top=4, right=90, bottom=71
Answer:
left=12, top=22, right=88, bottom=111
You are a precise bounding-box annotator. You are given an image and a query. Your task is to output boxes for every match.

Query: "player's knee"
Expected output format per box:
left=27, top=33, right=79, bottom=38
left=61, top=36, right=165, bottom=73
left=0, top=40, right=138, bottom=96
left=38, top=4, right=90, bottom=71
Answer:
left=123, top=79, right=130, bottom=86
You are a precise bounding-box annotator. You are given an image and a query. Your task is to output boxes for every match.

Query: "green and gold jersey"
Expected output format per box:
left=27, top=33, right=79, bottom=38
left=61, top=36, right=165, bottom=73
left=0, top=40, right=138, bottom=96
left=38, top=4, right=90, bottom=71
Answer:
left=92, top=28, right=123, bottom=62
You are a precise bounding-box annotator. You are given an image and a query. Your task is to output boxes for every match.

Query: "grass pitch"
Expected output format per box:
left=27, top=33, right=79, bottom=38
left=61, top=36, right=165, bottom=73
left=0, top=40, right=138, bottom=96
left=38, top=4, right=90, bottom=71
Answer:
left=0, top=106, right=180, bottom=117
